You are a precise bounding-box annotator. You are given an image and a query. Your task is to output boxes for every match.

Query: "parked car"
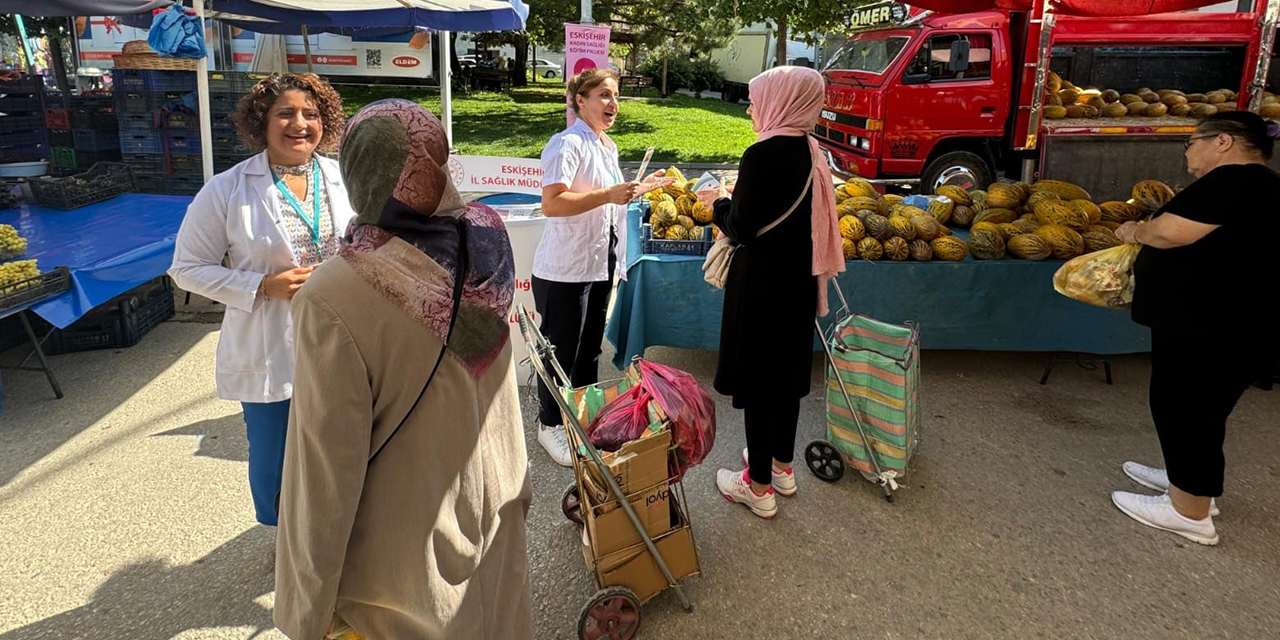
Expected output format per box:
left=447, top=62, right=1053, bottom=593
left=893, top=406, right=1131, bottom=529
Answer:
left=534, top=58, right=562, bottom=78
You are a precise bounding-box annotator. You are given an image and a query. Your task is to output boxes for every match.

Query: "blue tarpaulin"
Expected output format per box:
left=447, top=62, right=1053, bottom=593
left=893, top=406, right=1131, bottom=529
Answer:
left=0, top=194, right=192, bottom=328
left=605, top=202, right=1151, bottom=370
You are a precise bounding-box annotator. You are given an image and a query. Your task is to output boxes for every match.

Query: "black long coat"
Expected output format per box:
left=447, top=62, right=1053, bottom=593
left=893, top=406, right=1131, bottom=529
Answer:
left=712, top=135, right=818, bottom=409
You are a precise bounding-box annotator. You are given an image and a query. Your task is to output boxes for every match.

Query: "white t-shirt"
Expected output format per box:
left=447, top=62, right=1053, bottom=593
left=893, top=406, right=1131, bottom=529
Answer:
left=534, top=119, right=627, bottom=283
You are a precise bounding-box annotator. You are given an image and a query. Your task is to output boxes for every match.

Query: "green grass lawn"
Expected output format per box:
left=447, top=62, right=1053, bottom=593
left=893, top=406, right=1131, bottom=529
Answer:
left=335, top=84, right=756, bottom=164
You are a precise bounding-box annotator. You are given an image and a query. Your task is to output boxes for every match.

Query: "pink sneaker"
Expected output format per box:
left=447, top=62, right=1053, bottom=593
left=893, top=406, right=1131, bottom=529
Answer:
left=716, top=468, right=777, bottom=519
left=741, top=448, right=797, bottom=497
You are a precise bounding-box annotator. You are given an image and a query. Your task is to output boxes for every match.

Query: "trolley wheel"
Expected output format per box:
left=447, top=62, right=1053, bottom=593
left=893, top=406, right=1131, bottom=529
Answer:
left=562, top=482, right=584, bottom=525
left=805, top=440, right=845, bottom=483
left=578, top=587, right=642, bottom=640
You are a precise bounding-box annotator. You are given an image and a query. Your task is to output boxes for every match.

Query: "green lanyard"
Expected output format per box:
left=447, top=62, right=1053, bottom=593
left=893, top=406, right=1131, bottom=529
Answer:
left=273, top=159, right=323, bottom=246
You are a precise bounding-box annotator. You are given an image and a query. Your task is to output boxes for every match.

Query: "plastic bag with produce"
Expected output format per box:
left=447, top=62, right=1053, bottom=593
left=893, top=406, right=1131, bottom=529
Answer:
left=1052, top=243, right=1141, bottom=309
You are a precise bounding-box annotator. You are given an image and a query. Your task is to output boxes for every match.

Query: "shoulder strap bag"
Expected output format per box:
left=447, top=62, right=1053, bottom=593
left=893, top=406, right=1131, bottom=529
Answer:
left=702, top=160, right=815, bottom=289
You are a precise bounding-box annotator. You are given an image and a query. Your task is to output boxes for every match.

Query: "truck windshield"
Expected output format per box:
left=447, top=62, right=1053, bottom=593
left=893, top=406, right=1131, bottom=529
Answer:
left=824, top=35, right=911, bottom=74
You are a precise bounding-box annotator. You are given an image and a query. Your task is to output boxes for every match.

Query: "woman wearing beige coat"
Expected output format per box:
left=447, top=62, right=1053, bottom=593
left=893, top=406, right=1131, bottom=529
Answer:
left=274, top=99, right=532, bottom=640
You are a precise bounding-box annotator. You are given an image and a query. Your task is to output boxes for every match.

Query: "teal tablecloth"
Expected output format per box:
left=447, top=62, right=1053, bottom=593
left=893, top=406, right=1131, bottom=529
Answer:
left=605, top=202, right=1150, bottom=369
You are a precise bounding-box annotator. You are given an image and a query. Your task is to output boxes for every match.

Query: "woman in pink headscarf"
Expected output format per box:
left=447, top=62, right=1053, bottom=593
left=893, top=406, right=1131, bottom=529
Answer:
left=697, top=66, right=844, bottom=519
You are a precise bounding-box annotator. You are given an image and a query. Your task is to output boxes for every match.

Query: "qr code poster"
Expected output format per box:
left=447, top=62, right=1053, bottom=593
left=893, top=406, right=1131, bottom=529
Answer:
left=223, top=32, right=430, bottom=76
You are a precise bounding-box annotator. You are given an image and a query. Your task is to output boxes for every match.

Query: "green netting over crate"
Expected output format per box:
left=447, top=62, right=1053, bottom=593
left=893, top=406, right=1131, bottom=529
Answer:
left=824, top=314, right=921, bottom=478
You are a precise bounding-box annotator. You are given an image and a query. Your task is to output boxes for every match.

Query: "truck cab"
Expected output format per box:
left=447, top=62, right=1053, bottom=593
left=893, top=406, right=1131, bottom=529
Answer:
left=818, top=11, right=1015, bottom=191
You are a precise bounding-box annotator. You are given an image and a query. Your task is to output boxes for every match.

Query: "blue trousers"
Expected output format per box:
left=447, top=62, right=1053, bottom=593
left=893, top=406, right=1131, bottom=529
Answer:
left=241, top=399, right=290, bottom=526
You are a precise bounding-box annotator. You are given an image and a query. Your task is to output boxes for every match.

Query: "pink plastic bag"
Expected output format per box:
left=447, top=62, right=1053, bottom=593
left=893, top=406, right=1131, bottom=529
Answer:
left=636, top=359, right=716, bottom=479
left=584, top=384, right=654, bottom=452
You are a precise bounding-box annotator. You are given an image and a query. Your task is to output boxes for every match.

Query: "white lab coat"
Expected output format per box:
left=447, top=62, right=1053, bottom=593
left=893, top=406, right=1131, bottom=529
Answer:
left=168, top=152, right=357, bottom=403
left=533, top=119, right=627, bottom=283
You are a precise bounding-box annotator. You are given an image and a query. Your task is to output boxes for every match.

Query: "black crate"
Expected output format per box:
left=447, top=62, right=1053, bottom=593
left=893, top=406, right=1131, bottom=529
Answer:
left=132, top=172, right=167, bottom=194
left=167, top=153, right=202, bottom=175
left=142, top=70, right=196, bottom=92
left=70, top=94, right=114, bottom=110
left=119, top=153, right=168, bottom=174
left=45, top=278, right=174, bottom=354
left=165, top=174, right=203, bottom=195
left=0, top=114, right=43, bottom=134
left=0, top=94, right=43, bottom=112
left=166, top=131, right=201, bottom=155
left=0, top=143, right=49, bottom=162
left=118, top=132, right=167, bottom=155
left=0, top=129, right=48, bottom=148
left=48, top=128, right=74, bottom=147
left=0, top=267, right=71, bottom=316
left=164, top=110, right=199, bottom=130
left=207, top=71, right=272, bottom=93
left=113, top=69, right=148, bottom=91
left=113, top=91, right=152, bottom=114
left=214, top=153, right=251, bottom=173
left=73, top=128, right=120, bottom=151
left=117, top=113, right=157, bottom=135
left=208, top=92, right=241, bottom=114
left=71, top=107, right=118, bottom=131
left=73, top=149, right=121, bottom=170
left=30, top=162, right=134, bottom=210
left=0, top=73, right=42, bottom=94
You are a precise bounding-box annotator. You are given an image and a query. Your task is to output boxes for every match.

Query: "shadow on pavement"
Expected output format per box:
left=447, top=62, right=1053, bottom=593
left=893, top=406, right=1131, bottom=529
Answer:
left=154, top=414, right=249, bottom=463
left=0, top=527, right=277, bottom=640
left=0, top=322, right=219, bottom=486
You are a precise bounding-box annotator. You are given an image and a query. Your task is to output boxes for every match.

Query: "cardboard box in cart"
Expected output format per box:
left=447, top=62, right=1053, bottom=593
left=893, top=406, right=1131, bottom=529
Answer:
left=581, top=429, right=674, bottom=558
left=581, top=493, right=699, bottom=604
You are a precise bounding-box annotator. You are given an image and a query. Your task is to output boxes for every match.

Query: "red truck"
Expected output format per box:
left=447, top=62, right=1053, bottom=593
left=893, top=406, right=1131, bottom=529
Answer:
left=815, top=0, right=1280, bottom=200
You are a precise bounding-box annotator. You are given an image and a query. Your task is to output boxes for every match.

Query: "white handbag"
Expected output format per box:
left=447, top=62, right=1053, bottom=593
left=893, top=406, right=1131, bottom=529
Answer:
left=702, top=164, right=814, bottom=289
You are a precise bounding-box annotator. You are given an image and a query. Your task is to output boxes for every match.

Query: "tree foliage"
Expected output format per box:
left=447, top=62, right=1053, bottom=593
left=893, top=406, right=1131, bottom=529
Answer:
left=526, top=0, right=736, bottom=55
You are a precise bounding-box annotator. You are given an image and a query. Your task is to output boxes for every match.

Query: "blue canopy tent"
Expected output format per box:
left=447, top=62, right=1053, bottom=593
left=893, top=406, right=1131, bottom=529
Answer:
left=1, top=0, right=529, bottom=178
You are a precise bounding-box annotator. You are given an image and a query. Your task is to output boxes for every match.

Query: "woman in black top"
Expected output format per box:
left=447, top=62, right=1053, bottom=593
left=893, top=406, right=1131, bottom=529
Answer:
left=698, top=67, right=845, bottom=519
left=1110, top=112, right=1280, bottom=546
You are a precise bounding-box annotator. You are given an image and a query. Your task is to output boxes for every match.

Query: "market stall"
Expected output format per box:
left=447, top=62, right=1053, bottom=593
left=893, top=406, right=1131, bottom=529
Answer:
left=0, top=193, right=191, bottom=399
left=606, top=180, right=1151, bottom=372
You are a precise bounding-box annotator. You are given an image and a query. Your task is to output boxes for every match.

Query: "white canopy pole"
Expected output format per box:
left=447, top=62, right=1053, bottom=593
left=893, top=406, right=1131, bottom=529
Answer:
left=195, top=0, right=214, bottom=182
left=439, top=30, right=453, bottom=149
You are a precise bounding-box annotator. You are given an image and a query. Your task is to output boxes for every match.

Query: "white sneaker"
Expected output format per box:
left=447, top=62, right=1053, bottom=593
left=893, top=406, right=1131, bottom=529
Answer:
left=538, top=425, right=573, bottom=468
left=1122, top=461, right=1219, bottom=517
left=1111, top=491, right=1219, bottom=546
left=741, top=447, right=797, bottom=497
left=716, top=468, right=778, bottom=519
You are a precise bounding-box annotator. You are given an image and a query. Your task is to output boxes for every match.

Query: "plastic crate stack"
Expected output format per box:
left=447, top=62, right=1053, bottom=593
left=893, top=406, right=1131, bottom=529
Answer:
left=114, top=69, right=205, bottom=196
left=208, top=71, right=260, bottom=173
left=49, top=93, right=121, bottom=176
left=0, top=74, right=50, bottom=164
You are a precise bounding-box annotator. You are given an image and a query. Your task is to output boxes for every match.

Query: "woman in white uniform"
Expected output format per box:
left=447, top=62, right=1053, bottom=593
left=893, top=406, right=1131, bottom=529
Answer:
left=169, top=74, right=357, bottom=525
left=533, top=68, right=668, bottom=465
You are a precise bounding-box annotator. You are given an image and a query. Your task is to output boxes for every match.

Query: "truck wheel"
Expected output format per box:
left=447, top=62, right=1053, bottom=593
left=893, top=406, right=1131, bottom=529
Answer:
left=922, top=151, right=993, bottom=194
left=722, top=85, right=740, bottom=103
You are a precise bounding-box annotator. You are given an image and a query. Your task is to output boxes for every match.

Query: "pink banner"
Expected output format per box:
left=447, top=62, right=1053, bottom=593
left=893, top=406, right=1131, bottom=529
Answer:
left=564, top=23, right=611, bottom=77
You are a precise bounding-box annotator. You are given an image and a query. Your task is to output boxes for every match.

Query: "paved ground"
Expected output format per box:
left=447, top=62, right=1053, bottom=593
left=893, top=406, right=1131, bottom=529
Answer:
left=2, top=300, right=1278, bottom=639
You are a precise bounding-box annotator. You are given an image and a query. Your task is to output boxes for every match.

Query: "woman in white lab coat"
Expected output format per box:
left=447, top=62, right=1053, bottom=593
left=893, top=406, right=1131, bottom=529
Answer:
left=169, top=74, right=356, bottom=526
left=532, top=68, right=669, bottom=466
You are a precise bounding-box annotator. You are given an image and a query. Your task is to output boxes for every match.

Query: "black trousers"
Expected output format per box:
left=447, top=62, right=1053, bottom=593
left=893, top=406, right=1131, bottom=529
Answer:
left=1149, top=327, right=1262, bottom=498
left=531, top=237, right=617, bottom=427
left=744, top=397, right=801, bottom=486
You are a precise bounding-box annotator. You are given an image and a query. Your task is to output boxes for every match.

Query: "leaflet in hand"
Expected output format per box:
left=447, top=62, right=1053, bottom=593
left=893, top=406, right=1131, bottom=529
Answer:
left=693, top=172, right=720, bottom=193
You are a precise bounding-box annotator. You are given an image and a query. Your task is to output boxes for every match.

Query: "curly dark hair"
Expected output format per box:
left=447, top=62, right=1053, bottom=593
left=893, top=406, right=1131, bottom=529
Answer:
left=231, top=73, right=345, bottom=153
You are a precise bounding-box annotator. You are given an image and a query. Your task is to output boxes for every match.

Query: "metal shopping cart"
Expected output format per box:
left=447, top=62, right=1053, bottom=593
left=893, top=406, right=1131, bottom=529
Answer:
left=804, top=283, right=922, bottom=503
left=517, top=306, right=699, bottom=640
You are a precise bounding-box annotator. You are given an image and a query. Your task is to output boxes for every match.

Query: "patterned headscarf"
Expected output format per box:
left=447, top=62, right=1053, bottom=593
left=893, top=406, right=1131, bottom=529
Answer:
left=338, top=99, right=514, bottom=377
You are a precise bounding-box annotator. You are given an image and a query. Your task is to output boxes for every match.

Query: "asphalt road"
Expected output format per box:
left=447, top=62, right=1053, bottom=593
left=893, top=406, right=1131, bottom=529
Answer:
left=1, top=311, right=1277, bottom=639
